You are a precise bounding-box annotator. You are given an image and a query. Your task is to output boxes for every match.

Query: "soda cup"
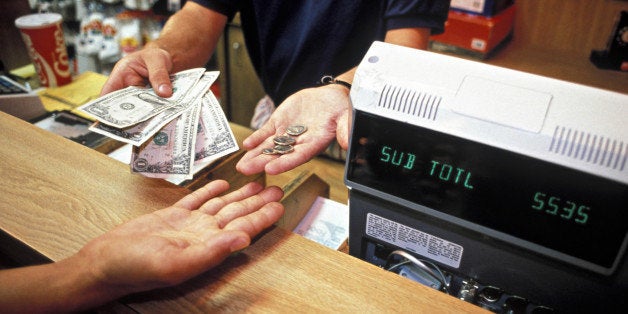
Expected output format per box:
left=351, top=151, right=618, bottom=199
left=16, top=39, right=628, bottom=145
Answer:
left=15, top=13, right=72, bottom=87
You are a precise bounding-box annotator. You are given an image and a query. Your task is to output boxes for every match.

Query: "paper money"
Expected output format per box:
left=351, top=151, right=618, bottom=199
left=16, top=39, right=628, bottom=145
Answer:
left=131, top=100, right=201, bottom=180
left=78, top=68, right=205, bottom=128
left=81, top=69, right=239, bottom=182
left=193, top=91, right=239, bottom=168
left=88, top=71, right=219, bottom=146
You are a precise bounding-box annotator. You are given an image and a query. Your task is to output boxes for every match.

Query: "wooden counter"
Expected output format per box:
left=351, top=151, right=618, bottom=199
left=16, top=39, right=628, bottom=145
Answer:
left=0, top=112, right=485, bottom=313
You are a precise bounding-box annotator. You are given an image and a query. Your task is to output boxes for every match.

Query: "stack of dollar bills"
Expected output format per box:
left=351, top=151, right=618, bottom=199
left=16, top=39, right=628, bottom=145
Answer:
left=78, top=68, right=239, bottom=182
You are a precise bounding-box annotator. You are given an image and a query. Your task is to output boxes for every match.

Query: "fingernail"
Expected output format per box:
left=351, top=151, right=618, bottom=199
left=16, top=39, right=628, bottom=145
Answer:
left=158, top=84, right=172, bottom=96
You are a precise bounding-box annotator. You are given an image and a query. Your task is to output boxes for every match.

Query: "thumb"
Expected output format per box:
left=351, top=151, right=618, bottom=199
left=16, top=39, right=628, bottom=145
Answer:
left=336, top=109, right=351, bottom=150
left=145, top=47, right=174, bottom=98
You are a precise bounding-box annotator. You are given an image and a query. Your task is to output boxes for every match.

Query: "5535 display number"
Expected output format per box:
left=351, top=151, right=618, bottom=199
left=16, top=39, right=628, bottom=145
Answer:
left=531, top=192, right=590, bottom=225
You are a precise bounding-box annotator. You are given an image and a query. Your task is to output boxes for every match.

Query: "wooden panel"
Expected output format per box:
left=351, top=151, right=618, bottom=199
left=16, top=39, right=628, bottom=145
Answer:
left=474, top=0, right=628, bottom=93
left=513, top=0, right=628, bottom=58
left=277, top=171, right=329, bottom=231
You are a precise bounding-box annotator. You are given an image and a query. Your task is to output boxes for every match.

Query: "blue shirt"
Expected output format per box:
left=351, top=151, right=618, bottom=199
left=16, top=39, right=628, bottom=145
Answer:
left=191, top=0, right=449, bottom=104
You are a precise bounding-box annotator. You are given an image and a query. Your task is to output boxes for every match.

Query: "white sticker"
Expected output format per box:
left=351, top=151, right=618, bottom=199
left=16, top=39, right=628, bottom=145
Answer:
left=450, top=0, right=486, bottom=14
left=471, top=38, right=487, bottom=51
left=366, top=213, right=463, bottom=268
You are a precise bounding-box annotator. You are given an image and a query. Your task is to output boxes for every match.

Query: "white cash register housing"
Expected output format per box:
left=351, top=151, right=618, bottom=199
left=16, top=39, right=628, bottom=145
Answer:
left=345, top=42, right=627, bottom=313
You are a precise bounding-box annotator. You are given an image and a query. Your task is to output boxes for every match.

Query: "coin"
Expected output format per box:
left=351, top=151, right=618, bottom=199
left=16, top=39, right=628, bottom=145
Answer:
left=273, top=144, right=294, bottom=154
left=262, top=148, right=277, bottom=155
left=286, top=125, right=308, bottom=136
left=273, top=135, right=296, bottom=146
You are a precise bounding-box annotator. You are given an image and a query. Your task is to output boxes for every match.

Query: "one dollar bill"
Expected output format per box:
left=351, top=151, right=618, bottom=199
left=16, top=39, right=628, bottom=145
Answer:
left=130, top=100, right=202, bottom=181
left=88, top=71, right=219, bottom=146
left=78, top=68, right=205, bottom=128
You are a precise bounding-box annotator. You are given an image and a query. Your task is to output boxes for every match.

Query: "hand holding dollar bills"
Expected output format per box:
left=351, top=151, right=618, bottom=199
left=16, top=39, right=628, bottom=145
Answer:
left=78, top=68, right=239, bottom=181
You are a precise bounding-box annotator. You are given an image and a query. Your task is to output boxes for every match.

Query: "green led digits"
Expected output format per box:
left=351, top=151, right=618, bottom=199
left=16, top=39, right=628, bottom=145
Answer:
left=380, top=146, right=415, bottom=169
left=531, top=192, right=590, bottom=225
left=428, top=160, right=474, bottom=189
left=378, top=146, right=474, bottom=189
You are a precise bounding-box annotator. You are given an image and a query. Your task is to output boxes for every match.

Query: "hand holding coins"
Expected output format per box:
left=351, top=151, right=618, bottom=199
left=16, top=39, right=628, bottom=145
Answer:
left=236, top=83, right=350, bottom=176
left=262, top=125, right=308, bottom=155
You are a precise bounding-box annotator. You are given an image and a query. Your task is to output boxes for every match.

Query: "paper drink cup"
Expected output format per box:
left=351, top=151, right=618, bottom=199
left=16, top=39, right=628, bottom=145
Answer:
left=15, top=13, right=72, bottom=87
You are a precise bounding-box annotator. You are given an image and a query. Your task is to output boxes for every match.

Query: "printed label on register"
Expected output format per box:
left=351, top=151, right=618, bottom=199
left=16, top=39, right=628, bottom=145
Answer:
left=366, top=213, right=463, bottom=268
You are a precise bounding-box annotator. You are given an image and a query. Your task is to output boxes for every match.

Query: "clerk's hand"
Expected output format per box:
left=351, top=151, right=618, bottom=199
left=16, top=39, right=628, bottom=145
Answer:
left=236, top=84, right=351, bottom=176
left=76, top=180, right=284, bottom=298
left=100, top=46, right=174, bottom=97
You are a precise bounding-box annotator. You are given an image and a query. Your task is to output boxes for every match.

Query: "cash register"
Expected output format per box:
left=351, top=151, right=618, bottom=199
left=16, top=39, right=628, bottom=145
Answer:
left=345, top=42, right=627, bottom=313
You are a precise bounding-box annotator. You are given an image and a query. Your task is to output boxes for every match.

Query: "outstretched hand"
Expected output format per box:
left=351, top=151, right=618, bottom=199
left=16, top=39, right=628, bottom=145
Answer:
left=77, top=180, right=284, bottom=298
left=100, top=46, right=175, bottom=97
left=236, top=84, right=351, bottom=176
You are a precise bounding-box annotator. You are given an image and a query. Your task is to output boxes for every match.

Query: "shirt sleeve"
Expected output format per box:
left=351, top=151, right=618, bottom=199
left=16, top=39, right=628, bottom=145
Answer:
left=384, top=0, right=450, bottom=35
left=187, top=0, right=242, bottom=20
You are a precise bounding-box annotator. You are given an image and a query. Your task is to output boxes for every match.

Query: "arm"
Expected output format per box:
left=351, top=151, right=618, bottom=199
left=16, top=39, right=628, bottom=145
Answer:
left=236, top=27, right=432, bottom=176
left=0, top=180, right=284, bottom=313
left=100, top=2, right=227, bottom=97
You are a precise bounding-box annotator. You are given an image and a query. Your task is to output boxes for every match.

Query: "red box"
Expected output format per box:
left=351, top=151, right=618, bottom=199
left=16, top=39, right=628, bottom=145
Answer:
left=450, top=0, right=514, bottom=17
left=430, top=4, right=516, bottom=59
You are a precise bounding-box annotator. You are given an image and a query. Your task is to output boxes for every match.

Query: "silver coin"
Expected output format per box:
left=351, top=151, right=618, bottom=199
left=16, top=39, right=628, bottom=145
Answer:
left=286, top=125, right=308, bottom=136
left=273, top=135, right=296, bottom=146
left=262, top=148, right=277, bottom=155
left=273, top=144, right=294, bottom=154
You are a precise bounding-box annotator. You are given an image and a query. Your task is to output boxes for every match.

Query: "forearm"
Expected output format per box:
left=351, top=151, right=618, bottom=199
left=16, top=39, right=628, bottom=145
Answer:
left=0, top=255, right=117, bottom=313
left=334, top=27, right=431, bottom=86
left=385, top=27, right=431, bottom=50
left=146, top=2, right=228, bottom=72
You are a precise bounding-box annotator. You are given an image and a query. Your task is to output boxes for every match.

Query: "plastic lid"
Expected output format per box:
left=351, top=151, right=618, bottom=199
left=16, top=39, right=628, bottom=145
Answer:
left=15, top=13, right=63, bottom=29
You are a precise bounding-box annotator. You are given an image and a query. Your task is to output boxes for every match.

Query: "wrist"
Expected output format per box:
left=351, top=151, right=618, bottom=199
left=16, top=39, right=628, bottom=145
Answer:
left=52, top=254, right=122, bottom=311
left=144, top=40, right=169, bottom=52
left=319, top=75, right=352, bottom=91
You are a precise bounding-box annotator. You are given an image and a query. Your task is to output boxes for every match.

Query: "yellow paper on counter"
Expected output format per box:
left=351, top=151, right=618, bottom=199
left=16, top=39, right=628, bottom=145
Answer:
left=38, top=71, right=107, bottom=120
left=9, top=64, right=37, bottom=80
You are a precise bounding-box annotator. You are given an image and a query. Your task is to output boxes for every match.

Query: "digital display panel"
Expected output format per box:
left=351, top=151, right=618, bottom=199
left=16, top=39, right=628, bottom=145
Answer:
left=346, top=111, right=628, bottom=271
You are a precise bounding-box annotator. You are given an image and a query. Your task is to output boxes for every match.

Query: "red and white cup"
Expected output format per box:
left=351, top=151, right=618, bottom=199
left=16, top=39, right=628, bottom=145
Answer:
left=15, top=13, right=72, bottom=87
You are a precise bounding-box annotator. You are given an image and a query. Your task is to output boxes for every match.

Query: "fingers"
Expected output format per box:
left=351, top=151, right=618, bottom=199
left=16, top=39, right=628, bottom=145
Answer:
left=173, top=180, right=230, bottom=210
left=100, top=61, right=142, bottom=96
left=264, top=144, right=321, bottom=174
left=236, top=147, right=275, bottom=175
left=197, top=181, right=265, bottom=215
left=224, top=202, right=285, bottom=237
left=100, top=77, right=122, bottom=96
left=236, top=124, right=283, bottom=175
left=236, top=133, right=331, bottom=175
left=214, top=185, right=284, bottom=229
left=242, top=122, right=280, bottom=150
left=99, top=47, right=174, bottom=97
left=237, top=149, right=311, bottom=176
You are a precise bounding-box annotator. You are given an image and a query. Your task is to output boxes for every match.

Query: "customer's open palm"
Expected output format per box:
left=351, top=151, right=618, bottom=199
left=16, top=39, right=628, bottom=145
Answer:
left=77, top=180, right=284, bottom=296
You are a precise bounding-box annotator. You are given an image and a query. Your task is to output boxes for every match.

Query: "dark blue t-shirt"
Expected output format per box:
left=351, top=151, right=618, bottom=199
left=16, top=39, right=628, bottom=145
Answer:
left=190, top=0, right=449, bottom=104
